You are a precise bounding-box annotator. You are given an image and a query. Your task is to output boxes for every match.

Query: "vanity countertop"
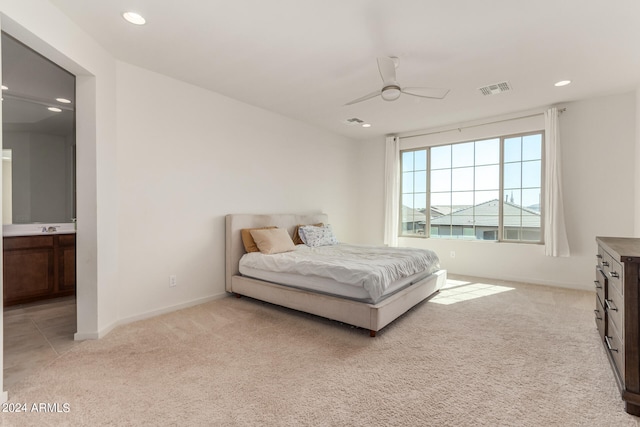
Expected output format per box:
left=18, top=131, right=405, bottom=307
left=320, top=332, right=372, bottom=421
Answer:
left=3, top=224, right=76, bottom=237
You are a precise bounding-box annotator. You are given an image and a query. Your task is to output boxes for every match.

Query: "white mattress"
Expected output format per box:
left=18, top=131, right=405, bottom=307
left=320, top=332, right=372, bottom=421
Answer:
left=239, top=244, right=440, bottom=303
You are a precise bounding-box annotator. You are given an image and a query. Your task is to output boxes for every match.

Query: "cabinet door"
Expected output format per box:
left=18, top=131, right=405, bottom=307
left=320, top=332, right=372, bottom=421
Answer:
left=3, top=247, right=54, bottom=303
left=58, top=243, right=76, bottom=292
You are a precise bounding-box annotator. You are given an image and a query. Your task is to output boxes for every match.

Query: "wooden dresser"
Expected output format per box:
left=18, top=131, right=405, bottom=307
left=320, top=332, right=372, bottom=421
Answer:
left=595, top=236, right=640, bottom=415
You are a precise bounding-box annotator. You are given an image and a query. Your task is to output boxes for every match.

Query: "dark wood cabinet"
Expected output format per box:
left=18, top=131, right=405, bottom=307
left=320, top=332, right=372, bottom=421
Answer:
left=596, top=236, right=640, bottom=415
left=3, top=233, right=75, bottom=306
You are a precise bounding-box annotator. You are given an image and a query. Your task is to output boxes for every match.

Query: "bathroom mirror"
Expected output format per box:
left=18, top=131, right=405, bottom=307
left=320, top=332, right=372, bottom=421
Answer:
left=1, top=32, right=75, bottom=225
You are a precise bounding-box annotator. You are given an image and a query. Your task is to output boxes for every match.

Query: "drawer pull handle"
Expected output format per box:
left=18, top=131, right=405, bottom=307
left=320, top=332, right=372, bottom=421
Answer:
left=609, top=271, right=619, bottom=279
left=596, top=254, right=603, bottom=259
left=605, top=299, right=618, bottom=312
left=605, top=336, right=619, bottom=352
left=602, top=261, right=610, bottom=267
left=594, top=309, right=603, bottom=320
left=593, top=280, right=602, bottom=289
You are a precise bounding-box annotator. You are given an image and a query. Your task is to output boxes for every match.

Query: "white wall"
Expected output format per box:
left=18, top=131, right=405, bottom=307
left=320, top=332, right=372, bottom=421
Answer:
left=354, top=92, right=637, bottom=291
left=115, top=61, right=359, bottom=322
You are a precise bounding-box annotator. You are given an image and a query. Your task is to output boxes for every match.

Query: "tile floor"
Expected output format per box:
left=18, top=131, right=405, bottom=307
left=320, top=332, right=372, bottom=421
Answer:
left=3, top=297, right=79, bottom=388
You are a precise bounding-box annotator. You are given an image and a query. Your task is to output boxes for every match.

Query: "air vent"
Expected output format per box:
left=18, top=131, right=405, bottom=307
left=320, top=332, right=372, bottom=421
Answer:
left=343, top=117, right=365, bottom=126
left=478, top=81, right=512, bottom=96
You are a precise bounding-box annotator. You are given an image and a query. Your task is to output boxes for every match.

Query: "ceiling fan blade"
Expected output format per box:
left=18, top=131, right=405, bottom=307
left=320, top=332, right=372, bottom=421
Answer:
left=402, top=87, right=450, bottom=99
left=377, top=57, right=397, bottom=85
left=344, top=90, right=381, bottom=106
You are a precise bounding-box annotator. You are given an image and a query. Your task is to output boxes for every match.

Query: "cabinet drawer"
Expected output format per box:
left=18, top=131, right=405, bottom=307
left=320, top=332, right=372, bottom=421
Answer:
left=595, top=296, right=606, bottom=341
left=606, top=319, right=625, bottom=379
left=605, top=280, right=624, bottom=337
left=3, top=235, right=54, bottom=250
left=594, top=267, right=606, bottom=303
left=608, top=258, right=623, bottom=296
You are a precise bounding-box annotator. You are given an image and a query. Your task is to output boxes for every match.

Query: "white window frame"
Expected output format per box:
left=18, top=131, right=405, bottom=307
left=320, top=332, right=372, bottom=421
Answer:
left=399, top=131, right=545, bottom=244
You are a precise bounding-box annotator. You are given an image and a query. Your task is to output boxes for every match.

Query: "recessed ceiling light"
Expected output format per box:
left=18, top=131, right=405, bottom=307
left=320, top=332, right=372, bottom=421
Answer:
left=554, top=80, right=571, bottom=87
left=362, top=123, right=371, bottom=128
left=123, top=12, right=146, bottom=25
left=56, top=97, right=71, bottom=104
left=48, top=107, right=62, bottom=113
left=1, top=85, right=7, bottom=90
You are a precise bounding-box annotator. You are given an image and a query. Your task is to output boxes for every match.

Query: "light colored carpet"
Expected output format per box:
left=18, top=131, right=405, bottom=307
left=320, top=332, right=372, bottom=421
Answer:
left=1, top=276, right=638, bottom=426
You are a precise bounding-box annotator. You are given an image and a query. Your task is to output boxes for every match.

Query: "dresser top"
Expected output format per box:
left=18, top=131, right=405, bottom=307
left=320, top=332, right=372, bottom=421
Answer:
left=597, top=236, right=640, bottom=261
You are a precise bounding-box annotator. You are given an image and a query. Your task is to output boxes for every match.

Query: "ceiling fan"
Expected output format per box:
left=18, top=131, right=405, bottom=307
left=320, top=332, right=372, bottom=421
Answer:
left=345, top=56, right=449, bottom=106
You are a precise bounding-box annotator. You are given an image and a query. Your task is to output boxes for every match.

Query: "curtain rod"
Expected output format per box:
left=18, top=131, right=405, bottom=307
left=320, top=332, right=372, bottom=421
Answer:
left=399, top=108, right=566, bottom=140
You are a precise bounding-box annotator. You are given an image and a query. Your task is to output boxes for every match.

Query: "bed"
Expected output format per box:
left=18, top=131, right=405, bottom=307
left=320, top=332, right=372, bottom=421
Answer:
left=225, top=213, right=447, bottom=336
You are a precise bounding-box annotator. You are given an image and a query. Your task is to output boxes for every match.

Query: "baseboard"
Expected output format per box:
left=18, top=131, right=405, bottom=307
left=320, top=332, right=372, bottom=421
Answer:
left=74, top=292, right=229, bottom=341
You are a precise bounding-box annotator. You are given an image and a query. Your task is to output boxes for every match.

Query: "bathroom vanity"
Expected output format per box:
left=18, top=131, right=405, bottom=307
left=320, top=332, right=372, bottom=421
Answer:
left=3, top=231, right=75, bottom=306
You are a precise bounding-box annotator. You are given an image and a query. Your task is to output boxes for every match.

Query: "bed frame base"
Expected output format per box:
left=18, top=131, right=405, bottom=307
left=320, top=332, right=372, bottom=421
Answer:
left=231, top=270, right=446, bottom=336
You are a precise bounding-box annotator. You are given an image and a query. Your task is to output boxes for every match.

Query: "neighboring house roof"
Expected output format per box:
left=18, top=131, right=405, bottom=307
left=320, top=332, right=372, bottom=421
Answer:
left=402, top=206, right=426, bottom=223
left=430, top=199, right=540, bottom=227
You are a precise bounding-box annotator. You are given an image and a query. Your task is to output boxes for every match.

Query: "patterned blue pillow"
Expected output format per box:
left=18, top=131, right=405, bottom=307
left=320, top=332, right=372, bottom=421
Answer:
left=300, top=224, right=338, bottom=247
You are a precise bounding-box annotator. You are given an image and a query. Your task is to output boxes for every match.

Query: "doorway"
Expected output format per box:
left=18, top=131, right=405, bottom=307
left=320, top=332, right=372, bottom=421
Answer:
left=1, top=31, right=78, bottom=387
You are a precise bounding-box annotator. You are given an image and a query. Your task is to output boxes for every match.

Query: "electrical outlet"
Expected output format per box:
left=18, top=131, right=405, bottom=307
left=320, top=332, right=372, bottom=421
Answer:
left=450, top=251, right=456, bottom=258
left=169, top=275, right=177, bottom=287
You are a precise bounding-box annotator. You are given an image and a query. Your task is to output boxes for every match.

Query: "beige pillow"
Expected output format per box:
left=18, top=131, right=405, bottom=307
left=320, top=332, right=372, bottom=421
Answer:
left=249, top=228, right=296, bottom=254
left=241, top=226, right=277, bottom=253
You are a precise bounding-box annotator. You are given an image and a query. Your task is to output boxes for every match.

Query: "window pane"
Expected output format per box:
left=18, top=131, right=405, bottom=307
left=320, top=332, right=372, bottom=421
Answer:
left=452, top=142, right=474, bottom=167
left=504, top=189, right=521, bottom=206
left=414, top=193, right=426, bottom=211
left=522, top=188, right=540, bottom=210
left=475, top=138, right=499, bottom=165
left=431, top=145, right=451, bottom=169
left=414, top=171, right=427, bottom=193
left=476, top=191, right=499, bottom=205
left=402, top=172, right=414, bottom=193
left=402, top=194, right=414, bottom=209
left=452, top=191, right=474, bottom=206
left=452, top=167, right=474, bottom=191
left=475, top=165, right=499, bottom=190
left=504, top=162, right=521, bottom=189
left=523, top=134, right=542, bottom=161
left=522, top=160, right=541, bottom=188
left=414, top=149, right=427, bottom=170
left=431, top=169, right=451, bottom=192
left=504, top=137, right=522, bottom=163
left=402, top=151, right=414, bottom=172
left=431, top=192, right=451, bottom=207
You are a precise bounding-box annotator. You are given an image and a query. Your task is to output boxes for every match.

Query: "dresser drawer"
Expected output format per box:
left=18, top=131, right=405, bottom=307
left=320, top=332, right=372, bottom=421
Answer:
left=606, top=319, right=625, bottom=379
left=603, top=252, right=623, bottom=296
left=595, top=296, right=606, bottom=341
left=605, top=282, right=624, bottom=337
left=594, top=267, right=606, bottom=303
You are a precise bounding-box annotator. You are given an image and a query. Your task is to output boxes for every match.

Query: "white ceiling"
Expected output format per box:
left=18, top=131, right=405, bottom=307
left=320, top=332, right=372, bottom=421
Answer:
left=48, top=0, right=640, bottom=140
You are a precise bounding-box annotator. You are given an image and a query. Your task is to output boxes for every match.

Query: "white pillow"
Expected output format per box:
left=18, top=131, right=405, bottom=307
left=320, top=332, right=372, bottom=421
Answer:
left=299, top=224, right=338, bottom=247
left=249, top=228, right=296, bottom=254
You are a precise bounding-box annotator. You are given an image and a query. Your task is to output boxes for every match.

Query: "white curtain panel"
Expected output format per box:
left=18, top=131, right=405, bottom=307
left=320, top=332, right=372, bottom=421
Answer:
left=384, top=136, right=400, bottom=247
left=544, top=107, right=570, bottom=257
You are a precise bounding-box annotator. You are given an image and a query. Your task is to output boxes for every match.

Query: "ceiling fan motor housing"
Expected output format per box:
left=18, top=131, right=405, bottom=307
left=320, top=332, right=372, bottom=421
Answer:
left=381, top=85, right=401, bottom=101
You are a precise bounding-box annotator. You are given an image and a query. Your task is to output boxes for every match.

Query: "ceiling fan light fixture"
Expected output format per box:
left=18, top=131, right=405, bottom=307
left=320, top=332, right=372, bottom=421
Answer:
left=381, top=86, right=401, bottom=101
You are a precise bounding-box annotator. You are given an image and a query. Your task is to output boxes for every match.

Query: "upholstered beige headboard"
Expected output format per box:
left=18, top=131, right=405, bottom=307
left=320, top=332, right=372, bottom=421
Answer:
left=225, top=213, right=329, bottom=293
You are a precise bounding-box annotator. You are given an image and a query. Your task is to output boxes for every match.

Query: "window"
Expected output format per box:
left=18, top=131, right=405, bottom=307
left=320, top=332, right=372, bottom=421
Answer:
left=400, top=132, right=543, bottom=243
